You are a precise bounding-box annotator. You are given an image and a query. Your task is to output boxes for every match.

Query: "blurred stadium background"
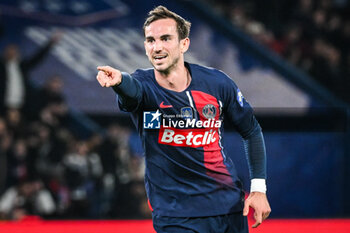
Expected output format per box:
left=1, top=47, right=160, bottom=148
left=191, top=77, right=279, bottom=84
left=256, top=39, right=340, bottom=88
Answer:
left=0, top=0, right=349, bottom=232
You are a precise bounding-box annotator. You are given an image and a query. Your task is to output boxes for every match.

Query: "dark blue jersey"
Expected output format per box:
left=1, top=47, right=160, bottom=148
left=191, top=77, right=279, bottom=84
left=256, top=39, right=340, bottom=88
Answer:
left=117, top=62, right=261, bottom=217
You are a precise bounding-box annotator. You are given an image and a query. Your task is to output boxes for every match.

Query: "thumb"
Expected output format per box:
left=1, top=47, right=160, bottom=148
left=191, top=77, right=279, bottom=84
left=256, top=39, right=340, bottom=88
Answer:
left=243, top=201, right=250, bottom=216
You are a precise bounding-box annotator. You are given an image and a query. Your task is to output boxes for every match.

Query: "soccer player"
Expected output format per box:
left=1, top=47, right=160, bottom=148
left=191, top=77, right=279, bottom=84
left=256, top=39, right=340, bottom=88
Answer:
left=96, top=6, right=271, bottom=233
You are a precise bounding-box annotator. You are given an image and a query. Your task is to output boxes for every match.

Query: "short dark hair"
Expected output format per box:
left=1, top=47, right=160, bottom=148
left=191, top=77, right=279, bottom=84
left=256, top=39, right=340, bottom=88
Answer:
left=143, top=5, right=191, bottom=40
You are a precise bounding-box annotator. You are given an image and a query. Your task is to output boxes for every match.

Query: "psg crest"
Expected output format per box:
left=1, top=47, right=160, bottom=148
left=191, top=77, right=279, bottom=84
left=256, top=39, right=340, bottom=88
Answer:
left=202, top=104, right=217, bottom=119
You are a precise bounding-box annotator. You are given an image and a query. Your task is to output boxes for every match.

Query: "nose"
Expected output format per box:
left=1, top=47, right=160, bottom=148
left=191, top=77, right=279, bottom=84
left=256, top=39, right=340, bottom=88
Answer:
left=153, top=40, right=163, bottom=52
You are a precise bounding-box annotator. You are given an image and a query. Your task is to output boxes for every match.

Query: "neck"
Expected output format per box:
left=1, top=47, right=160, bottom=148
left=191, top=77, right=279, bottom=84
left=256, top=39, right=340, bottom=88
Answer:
left=155, top=63, right=191, bottom=92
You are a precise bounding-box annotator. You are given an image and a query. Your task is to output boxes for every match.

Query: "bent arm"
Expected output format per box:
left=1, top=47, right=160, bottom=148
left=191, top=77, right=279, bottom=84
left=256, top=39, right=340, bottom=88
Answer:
left=22, top=32, right=61, bottom=70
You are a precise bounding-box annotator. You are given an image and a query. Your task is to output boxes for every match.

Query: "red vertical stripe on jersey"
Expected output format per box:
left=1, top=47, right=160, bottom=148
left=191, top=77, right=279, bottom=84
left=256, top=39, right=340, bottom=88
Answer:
left=147, top=199, right=153, bottom=211
left=191, top=91, right=233, bottom=186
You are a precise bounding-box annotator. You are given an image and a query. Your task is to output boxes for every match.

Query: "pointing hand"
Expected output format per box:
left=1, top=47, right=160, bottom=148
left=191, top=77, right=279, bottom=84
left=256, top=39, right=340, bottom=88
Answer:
left=96, top=66, right=122, bottom=87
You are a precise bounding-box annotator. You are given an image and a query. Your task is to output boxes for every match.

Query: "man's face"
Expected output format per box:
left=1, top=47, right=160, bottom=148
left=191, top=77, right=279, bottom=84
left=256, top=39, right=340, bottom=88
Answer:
left=144, top=18, right=188, bottom=74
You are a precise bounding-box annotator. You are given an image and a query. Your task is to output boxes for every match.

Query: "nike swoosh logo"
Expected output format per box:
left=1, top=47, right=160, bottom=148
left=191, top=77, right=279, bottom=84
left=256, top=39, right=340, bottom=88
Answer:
left=160, top=101, right=173, bottom=108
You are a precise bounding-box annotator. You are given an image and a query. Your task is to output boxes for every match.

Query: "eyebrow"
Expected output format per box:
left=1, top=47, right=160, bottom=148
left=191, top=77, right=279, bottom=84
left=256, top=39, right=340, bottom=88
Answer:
left=145, top=34, right=173, bottom=41
left=160, top=34, right=172, bottom=39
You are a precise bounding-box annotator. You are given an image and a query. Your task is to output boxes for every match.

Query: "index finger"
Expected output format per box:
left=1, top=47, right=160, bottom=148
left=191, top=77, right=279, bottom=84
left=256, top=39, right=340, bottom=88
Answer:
left=252, top=221, right=261, bottom=228
left=97, top=66, right=114, bottom=74
left=252, top=212, right=263, bottom=228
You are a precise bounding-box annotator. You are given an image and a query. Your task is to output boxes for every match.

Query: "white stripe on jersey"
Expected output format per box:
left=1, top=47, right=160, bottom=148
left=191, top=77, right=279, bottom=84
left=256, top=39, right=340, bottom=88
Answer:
left=186, top=91, right=198, bottom=120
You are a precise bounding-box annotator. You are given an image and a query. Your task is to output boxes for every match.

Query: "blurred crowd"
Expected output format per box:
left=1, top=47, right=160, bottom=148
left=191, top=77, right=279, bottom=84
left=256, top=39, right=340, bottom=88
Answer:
left=0, top=34, right=150, bottom=220
left=201, top=0, right=350, bottom=102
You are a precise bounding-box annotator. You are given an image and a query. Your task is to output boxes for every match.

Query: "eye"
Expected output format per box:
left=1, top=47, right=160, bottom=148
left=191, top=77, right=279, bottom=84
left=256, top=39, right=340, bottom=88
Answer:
left=146, top=38, right=155, bottom=43
left=161, top=36, right=171, bottom=42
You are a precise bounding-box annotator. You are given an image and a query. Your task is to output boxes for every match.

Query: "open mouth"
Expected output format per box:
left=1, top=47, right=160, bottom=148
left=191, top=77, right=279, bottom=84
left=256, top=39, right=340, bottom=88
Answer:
left=153, top=54, right=168, bottom=62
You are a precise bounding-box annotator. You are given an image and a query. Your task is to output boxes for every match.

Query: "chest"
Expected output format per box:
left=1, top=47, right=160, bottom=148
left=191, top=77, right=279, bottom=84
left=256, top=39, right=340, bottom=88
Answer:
left=142, top=83, right=223, bottom=123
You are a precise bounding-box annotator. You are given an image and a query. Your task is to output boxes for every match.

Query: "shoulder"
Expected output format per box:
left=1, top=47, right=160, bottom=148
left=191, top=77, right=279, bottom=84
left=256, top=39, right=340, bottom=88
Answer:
left=131, top=68, right=154, bottom=83
left=189, top=63, right=241, bottom=100
left=189, top=63, right=239, bottom=94
left=189, top=63, right=234, bottom=85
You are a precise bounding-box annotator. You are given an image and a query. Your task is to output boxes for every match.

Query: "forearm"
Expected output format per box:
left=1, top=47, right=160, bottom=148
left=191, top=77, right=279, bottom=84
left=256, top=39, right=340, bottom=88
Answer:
left=242, top=125, right=267, bottom=193
left=112, top=72, right=142, bottom=111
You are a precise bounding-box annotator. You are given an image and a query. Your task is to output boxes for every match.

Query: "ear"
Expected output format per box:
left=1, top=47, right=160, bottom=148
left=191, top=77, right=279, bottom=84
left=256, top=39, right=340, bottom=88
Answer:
left=180, top=38, right=190, bottom=53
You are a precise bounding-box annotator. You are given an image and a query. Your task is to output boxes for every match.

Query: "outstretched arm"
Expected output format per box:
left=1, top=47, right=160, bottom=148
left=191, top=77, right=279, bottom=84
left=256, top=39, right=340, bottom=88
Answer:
left=96, top=66, right=142, bottom=112
left=22, top=31, right=62, bottom=69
